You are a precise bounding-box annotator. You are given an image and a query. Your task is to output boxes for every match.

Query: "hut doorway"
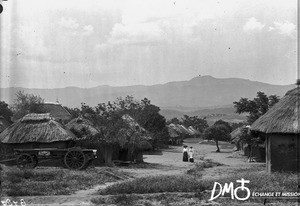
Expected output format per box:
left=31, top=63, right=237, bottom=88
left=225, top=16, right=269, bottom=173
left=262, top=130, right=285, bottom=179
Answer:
left=118, top=149, right=129, bottom=161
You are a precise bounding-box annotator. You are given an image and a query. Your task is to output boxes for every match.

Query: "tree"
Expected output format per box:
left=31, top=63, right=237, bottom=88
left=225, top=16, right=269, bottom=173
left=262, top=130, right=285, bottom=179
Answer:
left=64, top=106, right=81, bottom=119
left=214, top=120, right=232, bottom=133
left=167, top=117, right=181, bottom=125
left=0, top=101, right=13, bottom=123
left=233, top=91, right=280, bottom=124
left=81, top=96, right=169, bottom=165
left=12, top=91, right=45, bottom=120
left=203, top=124, right=231, bottom=152
left=181, top=115, right=209, bottom=133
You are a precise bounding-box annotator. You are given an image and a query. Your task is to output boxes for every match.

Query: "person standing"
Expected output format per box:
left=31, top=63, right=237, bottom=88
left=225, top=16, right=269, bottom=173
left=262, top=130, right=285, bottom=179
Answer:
left=183, top=145, right=188, bottom=162
left=189, top=147, right=194, bottom=162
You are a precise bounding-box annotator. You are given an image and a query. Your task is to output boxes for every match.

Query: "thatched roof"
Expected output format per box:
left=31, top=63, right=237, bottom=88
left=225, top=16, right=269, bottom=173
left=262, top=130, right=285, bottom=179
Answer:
left=167, top=126, right=179, bottom=138
left=66, top=117, right=99, bottom=138
left=230, top=127, right=244, bottom=143
left=251, top=87, right=300, bottom=134
left=0, top=116, right=11, bottom=134
left=0, top=113, right=77, bottom=144
left=42, top=103, right=72, bottom=121
left=121, top=114, right=152, bottom=150
left=188, top=126, right=200, bottom=135
left=169, top=124, right=193, bottom=135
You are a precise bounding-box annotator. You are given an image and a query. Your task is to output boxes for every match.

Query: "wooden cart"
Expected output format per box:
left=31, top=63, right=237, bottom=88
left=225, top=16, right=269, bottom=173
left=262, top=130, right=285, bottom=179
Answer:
left=14, top=147, right=97, bottom=170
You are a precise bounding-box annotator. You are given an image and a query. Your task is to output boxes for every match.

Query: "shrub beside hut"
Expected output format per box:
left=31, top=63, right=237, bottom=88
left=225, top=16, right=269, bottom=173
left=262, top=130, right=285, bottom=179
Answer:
left=251, top=87, right=299, bottom=172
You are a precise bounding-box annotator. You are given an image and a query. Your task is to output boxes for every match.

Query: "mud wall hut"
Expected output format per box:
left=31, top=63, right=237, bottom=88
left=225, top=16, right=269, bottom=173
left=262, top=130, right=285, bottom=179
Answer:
left=251, top=87, right=299, bottom=172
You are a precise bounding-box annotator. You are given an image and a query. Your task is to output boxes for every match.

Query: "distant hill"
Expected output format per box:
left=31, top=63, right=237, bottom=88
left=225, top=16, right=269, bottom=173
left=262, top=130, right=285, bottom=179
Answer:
left=0, top=76, right=295, bottom=112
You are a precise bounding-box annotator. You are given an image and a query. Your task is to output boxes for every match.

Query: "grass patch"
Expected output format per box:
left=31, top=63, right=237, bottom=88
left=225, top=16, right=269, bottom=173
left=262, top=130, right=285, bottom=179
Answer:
left=98, top=175, right=209, bottom=195
left=1, top=166, right=128, bottom=196
left=187, top=159, right=223, bottom=177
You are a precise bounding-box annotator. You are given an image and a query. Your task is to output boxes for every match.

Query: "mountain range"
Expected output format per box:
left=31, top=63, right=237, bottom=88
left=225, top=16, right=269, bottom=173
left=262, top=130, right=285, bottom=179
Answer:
left=0, top=75, right=295, bottom=122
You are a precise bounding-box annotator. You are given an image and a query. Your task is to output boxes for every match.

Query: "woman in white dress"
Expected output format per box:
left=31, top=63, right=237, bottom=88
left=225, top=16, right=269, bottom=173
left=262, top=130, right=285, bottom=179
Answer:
left=189, top=147, right=194, bottom=162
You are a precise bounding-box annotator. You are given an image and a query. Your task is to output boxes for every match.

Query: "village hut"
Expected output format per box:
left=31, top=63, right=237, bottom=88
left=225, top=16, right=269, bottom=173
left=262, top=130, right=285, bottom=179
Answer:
left=167, top=125, right=182, bottom=145
left=41, top=103, right=72, bottom=123
left=0, top=116, right=11, bottom=134
left=118, top=114, right=152, bottom=163
left=251, top=87, right=299, bottom=172
left=0, top=113, right=77, bottom=157
left=230, top=127, right=245, bottom=151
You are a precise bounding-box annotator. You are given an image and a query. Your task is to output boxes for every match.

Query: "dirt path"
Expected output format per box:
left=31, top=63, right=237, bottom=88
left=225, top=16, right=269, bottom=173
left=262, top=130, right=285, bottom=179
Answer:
left=2, top=139, right=261, bottom=205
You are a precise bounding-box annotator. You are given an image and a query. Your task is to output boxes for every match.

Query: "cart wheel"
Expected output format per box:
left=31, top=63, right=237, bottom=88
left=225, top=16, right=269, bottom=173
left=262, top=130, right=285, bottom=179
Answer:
left=17, top=154, right=34, bottom=169
left=64, top=149, right=86, bottom=170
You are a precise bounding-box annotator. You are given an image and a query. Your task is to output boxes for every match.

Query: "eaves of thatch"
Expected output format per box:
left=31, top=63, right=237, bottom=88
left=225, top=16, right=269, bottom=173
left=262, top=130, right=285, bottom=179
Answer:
left=66, top=117, right=99, bottom=138
left=251, top=87, right=300, bottom=134
left=42, top=103, right=72, bottom=121
left=167, top=126, right=179, bottom=138
left=121, top=114, right=152, bottom=150
left=0, top=113, right=77, bottom=144
left=230, top=127, right=244, bottom=142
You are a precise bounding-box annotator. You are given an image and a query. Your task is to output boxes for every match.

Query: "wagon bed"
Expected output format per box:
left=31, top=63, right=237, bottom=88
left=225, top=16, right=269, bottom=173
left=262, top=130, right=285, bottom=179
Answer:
left=14, top=147, right=97, bottom=170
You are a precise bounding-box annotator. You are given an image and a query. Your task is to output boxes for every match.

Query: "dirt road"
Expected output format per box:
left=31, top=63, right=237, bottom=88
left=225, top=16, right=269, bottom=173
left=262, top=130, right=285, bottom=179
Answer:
left=2, top=139, right=257, bottom=205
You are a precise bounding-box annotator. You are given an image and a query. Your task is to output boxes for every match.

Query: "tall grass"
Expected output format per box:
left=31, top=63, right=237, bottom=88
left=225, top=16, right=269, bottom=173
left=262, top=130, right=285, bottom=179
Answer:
left=1, top=166, right=127, bottom=196
left=98, top=175, right=209, bottom=195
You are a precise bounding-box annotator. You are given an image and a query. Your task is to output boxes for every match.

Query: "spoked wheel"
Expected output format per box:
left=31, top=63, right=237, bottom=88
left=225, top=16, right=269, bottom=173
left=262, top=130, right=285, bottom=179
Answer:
left=17, top=153, right=35, bottom=169
left=64, top=149, right=86, bottom=170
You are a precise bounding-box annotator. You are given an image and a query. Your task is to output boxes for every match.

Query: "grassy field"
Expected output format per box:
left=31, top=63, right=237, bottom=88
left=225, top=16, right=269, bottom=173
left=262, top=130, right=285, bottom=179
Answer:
left=93, top=162, right=299, bottom=205
left=1, top=165, right=128, bottom=196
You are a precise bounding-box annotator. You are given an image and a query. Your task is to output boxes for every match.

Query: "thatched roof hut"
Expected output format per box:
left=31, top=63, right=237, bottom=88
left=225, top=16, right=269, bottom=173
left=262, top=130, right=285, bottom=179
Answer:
left=66, top=117, right=99, bottom=139
left=0, top=113, right=76, bottom=144
left=251, top=87, right=299, bottom=172
left=251, top=87, right=299, bottom=133
left=121, top=114, right=152, bottom=150
left=42, top=103, right=72, bottom=122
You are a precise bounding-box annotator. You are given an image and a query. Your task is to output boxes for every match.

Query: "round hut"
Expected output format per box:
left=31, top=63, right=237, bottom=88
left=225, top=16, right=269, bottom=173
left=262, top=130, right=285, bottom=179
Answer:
left=0, top=113, right=77, bottom=158
left=251, top=87, right=299, bottom=172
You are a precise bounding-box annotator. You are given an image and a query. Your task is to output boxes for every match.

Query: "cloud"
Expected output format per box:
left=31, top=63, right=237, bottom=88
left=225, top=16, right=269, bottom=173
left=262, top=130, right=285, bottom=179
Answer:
left=58, top=17, right=79, bottom=29
left=243, top=17, right=265, bottom=31
left=270, top=21, right=296, bottom=36
left=82, top=25, right=94, bottom=36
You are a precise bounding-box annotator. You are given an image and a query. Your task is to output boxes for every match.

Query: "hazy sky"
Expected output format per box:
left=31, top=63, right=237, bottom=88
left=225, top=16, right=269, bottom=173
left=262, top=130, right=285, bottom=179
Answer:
left=0, top=0, right=297, bottom=88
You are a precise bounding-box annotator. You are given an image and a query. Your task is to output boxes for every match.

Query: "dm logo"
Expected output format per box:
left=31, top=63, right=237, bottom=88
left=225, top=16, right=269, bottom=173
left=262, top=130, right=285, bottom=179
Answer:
left=209, top=178, right=251, bottom=201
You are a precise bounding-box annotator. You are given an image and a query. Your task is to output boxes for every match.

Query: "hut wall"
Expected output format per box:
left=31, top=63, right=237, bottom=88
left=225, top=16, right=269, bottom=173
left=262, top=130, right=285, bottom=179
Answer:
left=268, top=134, right=299, bottom=172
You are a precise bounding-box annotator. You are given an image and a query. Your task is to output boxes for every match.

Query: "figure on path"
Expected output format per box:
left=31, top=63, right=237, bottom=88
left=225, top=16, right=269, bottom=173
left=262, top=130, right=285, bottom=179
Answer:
left=189, top=147, right=194, bottom=162
left=183, top=145, right=188, bottom=162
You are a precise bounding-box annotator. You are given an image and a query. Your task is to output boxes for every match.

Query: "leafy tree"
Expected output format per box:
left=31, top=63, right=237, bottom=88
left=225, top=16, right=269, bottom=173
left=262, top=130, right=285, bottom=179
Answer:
left=233, top=91, right=280, bottom=124
left=214, top=119, right=232, bottom=133
left=0, top=101, right=13, bottom=123
left=167, top=117, right=181, bottom=125
left=64, top=106, right=81, bottom=119
left=12, top=91, right=45, bottom=120
left=80, top=96, right=169, bottom=164
left=181, top=115, right=209, bottom=133
left=203, top=124, right=231, bottom=152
